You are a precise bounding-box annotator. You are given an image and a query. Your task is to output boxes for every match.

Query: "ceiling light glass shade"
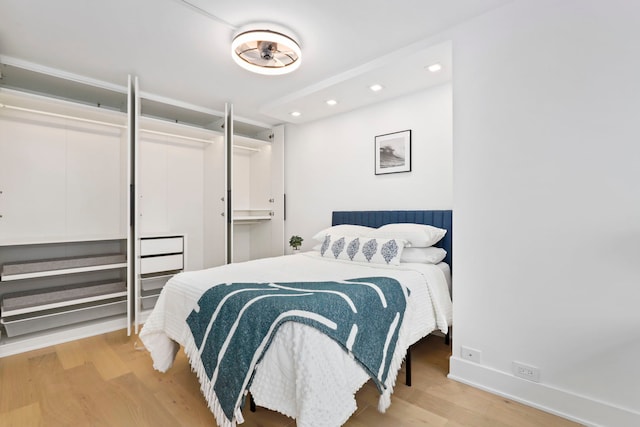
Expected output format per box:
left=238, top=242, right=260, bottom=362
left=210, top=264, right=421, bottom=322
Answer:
left=231, top=28, right=302, bottom=75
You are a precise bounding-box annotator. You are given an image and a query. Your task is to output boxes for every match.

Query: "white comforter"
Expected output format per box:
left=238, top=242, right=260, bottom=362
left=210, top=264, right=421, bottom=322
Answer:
left=139, top=252, right=452, bottom=427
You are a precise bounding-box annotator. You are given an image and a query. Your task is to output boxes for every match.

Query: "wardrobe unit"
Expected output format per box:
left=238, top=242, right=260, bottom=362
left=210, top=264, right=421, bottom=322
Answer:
left=0, top=65, right=285, bottom=354
left=0, top=73, right=132, bottom=356
left=131, top=79, right=226, bottom=330
left=131, top=93, right=284, bottom=331
left=226, top=105, right=285, bottom=263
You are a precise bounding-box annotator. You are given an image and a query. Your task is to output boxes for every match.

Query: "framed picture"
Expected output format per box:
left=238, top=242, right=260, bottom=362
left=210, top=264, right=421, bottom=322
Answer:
left=375, top=129, right=411, bottom=175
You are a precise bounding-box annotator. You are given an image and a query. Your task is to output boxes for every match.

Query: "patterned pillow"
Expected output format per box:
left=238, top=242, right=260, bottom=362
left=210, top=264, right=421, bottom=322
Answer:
left=319, top=234, right=406, bottom=265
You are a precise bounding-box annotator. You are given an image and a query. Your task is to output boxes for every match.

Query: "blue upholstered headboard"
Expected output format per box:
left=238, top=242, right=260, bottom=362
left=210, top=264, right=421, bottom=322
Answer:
left=332, top=210, right=452, bottom=268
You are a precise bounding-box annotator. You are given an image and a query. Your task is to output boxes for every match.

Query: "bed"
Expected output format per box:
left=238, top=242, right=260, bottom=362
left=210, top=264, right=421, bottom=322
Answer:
left=139, top=210, right=453, bottom=427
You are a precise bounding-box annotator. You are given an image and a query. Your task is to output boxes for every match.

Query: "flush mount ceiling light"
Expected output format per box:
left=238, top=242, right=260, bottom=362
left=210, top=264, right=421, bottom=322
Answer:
left=231, top=24, right=302, bottom=75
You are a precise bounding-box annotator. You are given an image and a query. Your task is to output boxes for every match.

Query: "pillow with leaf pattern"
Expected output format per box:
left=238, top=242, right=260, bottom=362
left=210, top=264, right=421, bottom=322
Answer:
left=319, top=234, right=406, bottom=265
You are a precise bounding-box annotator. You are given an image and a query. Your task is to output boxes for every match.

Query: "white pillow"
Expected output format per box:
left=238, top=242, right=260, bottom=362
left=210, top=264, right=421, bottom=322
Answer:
left=319, top=234, right=406, bottom=265
left=374, top=223, right=446, bottom=248
left=400, top=247, right=447, bottom=264
left=312, top=224, right=375, bottom=243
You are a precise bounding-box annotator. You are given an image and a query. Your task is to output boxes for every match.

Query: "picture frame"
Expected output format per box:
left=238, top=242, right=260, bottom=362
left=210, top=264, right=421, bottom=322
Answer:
left=375, top=129, right=411, bottom=175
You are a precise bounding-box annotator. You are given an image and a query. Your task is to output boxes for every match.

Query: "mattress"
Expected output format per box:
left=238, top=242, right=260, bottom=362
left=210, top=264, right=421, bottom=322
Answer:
left=140, top=251, right=452, bottom=427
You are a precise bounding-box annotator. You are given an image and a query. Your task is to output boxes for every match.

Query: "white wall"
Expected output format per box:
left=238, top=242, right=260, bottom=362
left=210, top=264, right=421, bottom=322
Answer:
left=284, top=83, right=453, bottom=249
left=449, top=1, right=640, bottom=425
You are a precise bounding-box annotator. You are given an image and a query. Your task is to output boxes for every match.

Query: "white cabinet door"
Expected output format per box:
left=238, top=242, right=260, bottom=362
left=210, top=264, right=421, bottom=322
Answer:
left=269, top=125, right=285, bottom=256
left=203, top=138, right=226, bottom=268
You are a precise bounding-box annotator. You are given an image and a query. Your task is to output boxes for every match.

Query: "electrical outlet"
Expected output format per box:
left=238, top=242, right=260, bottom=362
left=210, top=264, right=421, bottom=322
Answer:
left=513, top=361, right=540, bottom=382
left=460, top=346, right=482, bottom=363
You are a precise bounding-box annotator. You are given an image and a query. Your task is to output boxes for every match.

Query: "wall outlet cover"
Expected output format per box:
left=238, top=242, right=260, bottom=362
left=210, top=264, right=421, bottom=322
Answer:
left=460, top=345, right=482, bottom=363
left=512, top=361, right=540, bottom=382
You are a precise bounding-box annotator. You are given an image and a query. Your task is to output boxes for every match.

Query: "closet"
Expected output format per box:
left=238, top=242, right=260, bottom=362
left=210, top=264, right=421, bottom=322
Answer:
left=226, top=105, right=285, bottom=263
left=0, top=63, right=285, bottom=353
left=132, top=82, right=227, bottom=329
left=131, top=91, right=284, bottom=331
left=0, top=73, right=131, bottom=356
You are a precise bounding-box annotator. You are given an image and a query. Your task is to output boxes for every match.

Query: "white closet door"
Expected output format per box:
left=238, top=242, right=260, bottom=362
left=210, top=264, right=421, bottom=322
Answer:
left=269, top=125, right=285, bottom=256
left=203, top=139, right=226, bottom=268
left=66, top=122, right=125, bottom=237
left=0, top=112, right=66, bottom=241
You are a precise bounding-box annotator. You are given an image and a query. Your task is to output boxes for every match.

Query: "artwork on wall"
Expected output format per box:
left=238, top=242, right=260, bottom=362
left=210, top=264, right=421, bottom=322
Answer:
left=375, top=129, right=411, bottom=175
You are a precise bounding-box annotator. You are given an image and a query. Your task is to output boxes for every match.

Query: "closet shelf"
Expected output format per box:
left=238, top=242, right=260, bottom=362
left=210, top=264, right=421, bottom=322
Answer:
left=233, top=209, right=272, bottom=223
left=1, top=280, right=126, bottom=317
left=233, top=215, right=272, bottom=222
left=1, top=254, right=126, bottom=281
left=1, top=297, right=127, bottom=338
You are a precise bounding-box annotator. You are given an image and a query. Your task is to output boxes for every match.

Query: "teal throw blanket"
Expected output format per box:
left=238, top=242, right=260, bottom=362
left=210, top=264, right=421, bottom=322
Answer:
left=186, top=276, right=408, bottom=424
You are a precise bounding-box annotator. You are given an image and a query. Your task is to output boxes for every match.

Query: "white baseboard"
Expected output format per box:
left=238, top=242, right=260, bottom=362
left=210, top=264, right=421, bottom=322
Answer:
left=449, top=356, right=640, bottom=427
left=0, top=317, right=129, bottom=357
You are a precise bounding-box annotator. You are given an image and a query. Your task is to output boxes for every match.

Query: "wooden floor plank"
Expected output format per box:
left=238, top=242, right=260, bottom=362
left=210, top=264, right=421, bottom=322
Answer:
left=0, top=402, right=42, bottom=427
left=0, top=351, right=37, bottom=413
left=85, top=334, right=133, bottom=380
left=0, top=331, right=582, bottom=426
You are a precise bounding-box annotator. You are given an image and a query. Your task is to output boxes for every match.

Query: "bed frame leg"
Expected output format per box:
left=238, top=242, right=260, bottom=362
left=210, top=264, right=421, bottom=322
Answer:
left=445, top=331, right=450, bottom=345
left=250, top=394, right=256, bottom=412
left=405, top=345, right=412, bottom=387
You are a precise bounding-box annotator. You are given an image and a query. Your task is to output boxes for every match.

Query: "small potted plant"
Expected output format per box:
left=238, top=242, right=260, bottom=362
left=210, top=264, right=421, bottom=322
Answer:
left=289, top=235, right=303, bottom=251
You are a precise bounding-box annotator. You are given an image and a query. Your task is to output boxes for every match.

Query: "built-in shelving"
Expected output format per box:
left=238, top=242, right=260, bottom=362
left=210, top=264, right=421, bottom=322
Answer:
left=0, top=239, right=128, bottom=343
left=134, top=235, right=184, bottom=331
left=0, top=62, right=284, bottom=357
left=0, top=71, right=131, bottom=355
left=1, top=254, right=126, bottom=281
left=1, top=280, right=126, bottom=317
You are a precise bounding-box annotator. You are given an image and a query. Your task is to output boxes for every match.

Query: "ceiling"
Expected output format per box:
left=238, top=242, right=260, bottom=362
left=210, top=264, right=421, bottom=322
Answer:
left=0, top=0, right=512, bottom=128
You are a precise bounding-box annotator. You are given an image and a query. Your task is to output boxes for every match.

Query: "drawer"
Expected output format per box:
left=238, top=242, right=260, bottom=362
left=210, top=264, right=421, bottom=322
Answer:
left=141, top=275, right=171, bottom=292
left=141, top=294, right=159, bottom=310
left=140, top=237, right=183, bottom=256
left=140, top=254, right=183, bottom=275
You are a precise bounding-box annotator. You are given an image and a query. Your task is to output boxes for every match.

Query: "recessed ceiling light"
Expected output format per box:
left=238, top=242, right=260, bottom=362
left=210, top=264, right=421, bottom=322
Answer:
left=290, top=111, right=301, bottom=117
left=369, top=84, right=383, bottom=92
left=326, top=99, right=338, bottom=106
left=427, top=63, right=442, bottom=73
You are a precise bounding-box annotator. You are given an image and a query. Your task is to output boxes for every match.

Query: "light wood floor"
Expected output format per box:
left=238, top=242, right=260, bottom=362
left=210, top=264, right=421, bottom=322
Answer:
left=0, top=331, right=581, bottom=427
